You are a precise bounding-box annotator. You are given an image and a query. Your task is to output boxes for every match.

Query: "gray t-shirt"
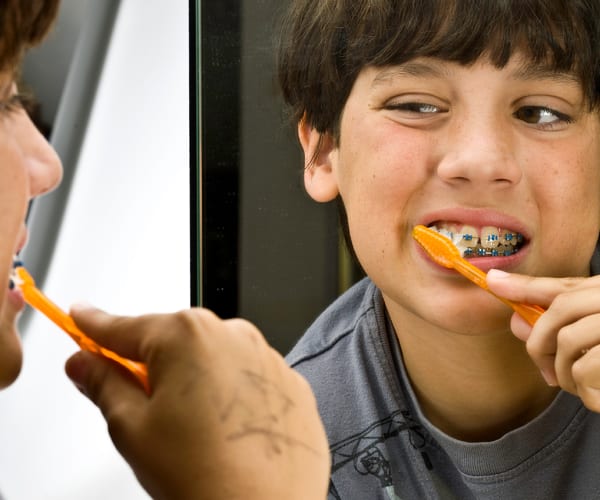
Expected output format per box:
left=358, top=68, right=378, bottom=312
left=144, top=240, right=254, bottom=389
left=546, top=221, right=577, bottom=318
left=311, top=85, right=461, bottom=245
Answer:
left=287, top=278, right=600, bottom=499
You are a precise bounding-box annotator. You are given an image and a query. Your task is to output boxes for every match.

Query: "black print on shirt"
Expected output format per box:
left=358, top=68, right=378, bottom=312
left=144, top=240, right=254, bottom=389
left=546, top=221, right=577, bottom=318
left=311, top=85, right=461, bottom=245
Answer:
left=328, top=409, right=432, bottom=499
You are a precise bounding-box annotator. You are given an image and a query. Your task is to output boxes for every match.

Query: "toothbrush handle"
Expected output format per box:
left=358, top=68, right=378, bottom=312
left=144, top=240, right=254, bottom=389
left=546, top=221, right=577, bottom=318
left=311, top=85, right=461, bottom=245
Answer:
left=497, top=297, right=545, bottom=326
left=453, top=259, right=545, bottom=326
left=22, top=285, right=150, bottom=394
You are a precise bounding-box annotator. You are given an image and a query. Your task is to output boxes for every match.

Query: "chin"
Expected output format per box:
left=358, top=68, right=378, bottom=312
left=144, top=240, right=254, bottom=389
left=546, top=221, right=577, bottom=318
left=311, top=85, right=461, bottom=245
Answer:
left=0, top=322, right=23, bottom=389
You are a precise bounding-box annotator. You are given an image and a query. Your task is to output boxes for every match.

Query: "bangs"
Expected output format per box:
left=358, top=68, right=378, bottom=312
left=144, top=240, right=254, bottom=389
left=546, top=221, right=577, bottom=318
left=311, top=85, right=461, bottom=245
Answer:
left=0, top=0, right=61, bottom=74
left=278, top=0, right=600, bottom=133
left=347, top=0, right=597, bottom=100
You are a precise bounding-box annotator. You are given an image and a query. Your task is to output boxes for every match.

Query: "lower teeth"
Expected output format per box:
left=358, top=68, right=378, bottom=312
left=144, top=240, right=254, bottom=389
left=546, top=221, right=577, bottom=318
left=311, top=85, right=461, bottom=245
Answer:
left=462, top=244, right=521, bottom=258
left=433, top=228, right=523, bottom=258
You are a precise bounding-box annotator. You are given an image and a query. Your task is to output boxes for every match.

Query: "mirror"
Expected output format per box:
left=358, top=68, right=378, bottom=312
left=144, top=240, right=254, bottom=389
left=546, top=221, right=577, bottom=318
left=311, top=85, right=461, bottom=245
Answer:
left=0, top=2, right=189, bottom=499
left=197, top=0, right=363, bottom=354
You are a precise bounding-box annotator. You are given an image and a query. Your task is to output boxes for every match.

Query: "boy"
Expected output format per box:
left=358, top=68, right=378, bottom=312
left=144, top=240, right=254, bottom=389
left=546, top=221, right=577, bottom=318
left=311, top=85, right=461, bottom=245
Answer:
left=279, top=0, right=600, bottom=498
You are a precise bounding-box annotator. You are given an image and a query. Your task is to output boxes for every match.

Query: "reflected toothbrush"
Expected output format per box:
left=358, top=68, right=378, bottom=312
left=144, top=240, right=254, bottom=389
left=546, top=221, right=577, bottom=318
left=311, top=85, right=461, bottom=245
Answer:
left=412, top=224, right=545, bottom=325
left=10, top=261, right=150, bottom=394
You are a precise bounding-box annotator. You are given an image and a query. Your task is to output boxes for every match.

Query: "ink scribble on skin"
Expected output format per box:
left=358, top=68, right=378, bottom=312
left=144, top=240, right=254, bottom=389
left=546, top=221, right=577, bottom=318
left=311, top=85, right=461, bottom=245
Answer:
left=220, top=368, right=323, bottom=457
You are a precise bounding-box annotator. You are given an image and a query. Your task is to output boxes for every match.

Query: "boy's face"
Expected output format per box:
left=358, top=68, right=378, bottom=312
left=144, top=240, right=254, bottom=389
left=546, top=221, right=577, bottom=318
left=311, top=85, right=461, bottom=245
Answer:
left=0, top=78, right=62, bottom=387
left=302, top=55, right=600, bottom=334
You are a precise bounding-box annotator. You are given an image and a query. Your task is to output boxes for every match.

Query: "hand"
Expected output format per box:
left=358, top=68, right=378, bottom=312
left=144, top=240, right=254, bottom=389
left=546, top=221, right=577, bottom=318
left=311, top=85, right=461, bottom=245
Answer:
left=487, top=269, right=600, bottom=412
left=65, top=305, right=330, bottom=500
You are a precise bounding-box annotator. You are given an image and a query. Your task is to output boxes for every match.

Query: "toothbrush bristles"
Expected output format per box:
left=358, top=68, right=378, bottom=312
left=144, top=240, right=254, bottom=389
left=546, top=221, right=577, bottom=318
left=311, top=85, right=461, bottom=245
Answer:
left=8, top=256, right=23, bottom=290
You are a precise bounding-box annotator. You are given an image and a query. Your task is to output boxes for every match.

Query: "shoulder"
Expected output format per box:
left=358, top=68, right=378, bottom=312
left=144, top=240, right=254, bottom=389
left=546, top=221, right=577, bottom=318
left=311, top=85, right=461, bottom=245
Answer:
left=285, top=277, right=395, bottom=430
left=286, top=277, right=378, bottom=368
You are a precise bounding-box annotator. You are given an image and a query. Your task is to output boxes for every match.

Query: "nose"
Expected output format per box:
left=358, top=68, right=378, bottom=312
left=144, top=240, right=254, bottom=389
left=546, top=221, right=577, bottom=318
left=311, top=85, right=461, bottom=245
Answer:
left=436, top=120, right=522, bottom=188
left=22, top=114, right=63, bottom=199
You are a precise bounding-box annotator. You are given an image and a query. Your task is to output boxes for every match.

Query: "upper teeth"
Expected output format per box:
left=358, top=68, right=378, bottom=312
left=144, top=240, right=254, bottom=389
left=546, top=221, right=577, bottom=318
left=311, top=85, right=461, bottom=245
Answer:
left=430, top=224, right=523, bottom=258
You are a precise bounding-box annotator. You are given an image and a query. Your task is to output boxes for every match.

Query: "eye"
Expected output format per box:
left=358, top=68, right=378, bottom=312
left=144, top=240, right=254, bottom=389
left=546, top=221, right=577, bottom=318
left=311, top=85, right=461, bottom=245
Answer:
left=514, top=106, right=572, bottom=129
left=0, top=91, right=34, bottom=116
left=384, top=101, right=443, bottom=115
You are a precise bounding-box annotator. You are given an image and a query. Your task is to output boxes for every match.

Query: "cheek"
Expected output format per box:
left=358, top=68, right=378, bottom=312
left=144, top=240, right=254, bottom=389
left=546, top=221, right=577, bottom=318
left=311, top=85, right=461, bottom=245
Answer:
left=339, top=147, right=428, bottom=275
left=535, top=152, right=600, bottom=274
left=339, top=125, right=429, bottom=207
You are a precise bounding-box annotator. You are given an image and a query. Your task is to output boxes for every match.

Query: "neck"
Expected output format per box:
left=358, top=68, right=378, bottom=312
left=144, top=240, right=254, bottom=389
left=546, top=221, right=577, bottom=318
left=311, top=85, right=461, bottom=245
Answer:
left=389, top=307, right=559, bottom=442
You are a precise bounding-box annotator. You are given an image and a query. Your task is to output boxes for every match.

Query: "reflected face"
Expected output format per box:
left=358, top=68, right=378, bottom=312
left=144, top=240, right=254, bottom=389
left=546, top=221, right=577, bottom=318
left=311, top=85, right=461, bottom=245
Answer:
left=303, top=55, right=600, bottom=335
left=0, top=78, right=62, bottom=387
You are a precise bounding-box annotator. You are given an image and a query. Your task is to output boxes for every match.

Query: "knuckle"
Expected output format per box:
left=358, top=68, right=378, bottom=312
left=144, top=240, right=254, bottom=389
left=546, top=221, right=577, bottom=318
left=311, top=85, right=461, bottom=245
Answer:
left=161, top=308, right=217, bottom=345
left=104, top=401, right=134, bottom=447
left=225, top=317, right=267, bottom=346
left=571, top=358, right=587, bottom=385
left=549, top=292, right=572, bottom=314
left=556, top=325, right=577, bottom=352
left=525, top=338, right=543, bottom=359
left=81, top=357, right=111, bottom=405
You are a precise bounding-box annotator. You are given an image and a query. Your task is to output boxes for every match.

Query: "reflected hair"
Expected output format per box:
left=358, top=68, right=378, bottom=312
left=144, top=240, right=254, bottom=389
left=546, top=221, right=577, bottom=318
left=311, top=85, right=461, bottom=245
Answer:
left=0, top=0, right=61, bottom=75
left=277, top=0, right=600, bottom=135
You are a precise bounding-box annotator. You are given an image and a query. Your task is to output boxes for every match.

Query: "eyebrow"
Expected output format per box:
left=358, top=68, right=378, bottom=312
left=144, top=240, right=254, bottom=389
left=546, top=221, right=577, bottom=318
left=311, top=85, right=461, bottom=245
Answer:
left=371, top=62, right=449, bottom=87
left=509, top=64, right=579, bottom=84
left=371, top=60, right=580, bottom=88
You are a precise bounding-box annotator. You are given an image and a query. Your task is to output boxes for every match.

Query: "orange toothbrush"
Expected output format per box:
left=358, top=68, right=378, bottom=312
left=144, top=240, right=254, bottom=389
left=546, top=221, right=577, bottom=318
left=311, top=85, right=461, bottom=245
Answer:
left=412, top=224, right=545, bottom=325
left=12, top=265, right=150, bottom=394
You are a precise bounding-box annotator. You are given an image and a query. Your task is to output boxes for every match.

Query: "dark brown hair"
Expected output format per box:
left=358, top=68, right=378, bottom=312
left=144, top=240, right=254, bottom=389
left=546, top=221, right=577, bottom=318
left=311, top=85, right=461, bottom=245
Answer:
left=277, top=0, right=600, bottom=135
left=0, top=0, right=61, bottom=75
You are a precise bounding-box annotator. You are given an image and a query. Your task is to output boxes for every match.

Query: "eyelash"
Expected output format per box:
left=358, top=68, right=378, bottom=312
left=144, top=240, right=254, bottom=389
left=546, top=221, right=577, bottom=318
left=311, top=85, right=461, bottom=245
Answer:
left=384, top=102, right=444, bottom=114
left=513, top=106, right=573, bottom=129
left=0, top=93, right=33, bottom=115
left=383, top=102, right=573, bottom=129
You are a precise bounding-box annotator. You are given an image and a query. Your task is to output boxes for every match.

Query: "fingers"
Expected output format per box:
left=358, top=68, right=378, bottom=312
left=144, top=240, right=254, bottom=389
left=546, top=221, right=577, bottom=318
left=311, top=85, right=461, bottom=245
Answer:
left=572, top=348, right=600, bottom=413
left=509, top=312, right=533, bottom=342
left=526, top=287, right=600, bottom=385
left=486, top=269, right=589, bottom=308
left=69, top=304, right=226, bottom=366
left=69, top=303, right=164, bottom=361
left=65, top=350, right=145, bottom=445
left=487, top=270, right=600, bottom=411
left=552, top=314, right=600, bottom=391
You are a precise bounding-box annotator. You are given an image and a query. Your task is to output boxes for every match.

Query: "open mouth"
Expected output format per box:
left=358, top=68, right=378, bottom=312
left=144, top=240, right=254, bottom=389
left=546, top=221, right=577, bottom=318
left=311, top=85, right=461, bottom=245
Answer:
left=428, top=222, right=525, bottom=258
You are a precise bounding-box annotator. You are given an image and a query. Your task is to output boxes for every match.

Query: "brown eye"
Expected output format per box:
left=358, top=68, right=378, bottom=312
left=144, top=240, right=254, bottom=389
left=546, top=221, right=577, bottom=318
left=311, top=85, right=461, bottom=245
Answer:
left=514, top=106, right=571, bottom=126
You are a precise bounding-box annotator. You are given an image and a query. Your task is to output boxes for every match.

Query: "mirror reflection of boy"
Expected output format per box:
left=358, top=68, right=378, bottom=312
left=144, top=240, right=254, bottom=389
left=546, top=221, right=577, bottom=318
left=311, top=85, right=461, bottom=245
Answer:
left=0, top=2, right=329, bottom=499
left=278, top=0, right=600, bottom=498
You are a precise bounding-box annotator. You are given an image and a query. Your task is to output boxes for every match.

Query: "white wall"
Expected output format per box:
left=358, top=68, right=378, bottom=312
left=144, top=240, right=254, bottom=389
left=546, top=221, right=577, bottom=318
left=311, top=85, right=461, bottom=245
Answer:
left=0, top=1, right=190, bottom=499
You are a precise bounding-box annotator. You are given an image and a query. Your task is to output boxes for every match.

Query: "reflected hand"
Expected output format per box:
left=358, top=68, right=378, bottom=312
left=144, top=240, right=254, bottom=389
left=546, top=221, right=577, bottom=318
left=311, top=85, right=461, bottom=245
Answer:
left=65, top=305, right=330, bottom=500
left=487, top=270, right=600, bottom=413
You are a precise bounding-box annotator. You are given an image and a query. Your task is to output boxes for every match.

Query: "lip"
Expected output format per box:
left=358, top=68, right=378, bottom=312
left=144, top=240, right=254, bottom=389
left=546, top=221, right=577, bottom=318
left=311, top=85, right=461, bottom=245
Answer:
left=3, top=226, right=28, bottom=312
left=415, top=207, right=531, bottom=272
left=5, top=284, right=25, bottom=310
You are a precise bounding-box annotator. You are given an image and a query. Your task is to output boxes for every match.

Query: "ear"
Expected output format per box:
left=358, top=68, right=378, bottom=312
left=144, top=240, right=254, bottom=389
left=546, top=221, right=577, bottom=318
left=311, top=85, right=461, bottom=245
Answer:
left=298, top=119, right=339, bottom=202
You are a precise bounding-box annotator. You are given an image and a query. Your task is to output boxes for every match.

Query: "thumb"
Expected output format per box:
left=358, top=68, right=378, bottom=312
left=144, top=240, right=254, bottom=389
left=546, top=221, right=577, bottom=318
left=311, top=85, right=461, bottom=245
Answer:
left=486, top=269, right=586, bottom=309
left=69, top=303, right=152, bottom=394
left=69, top=303, right=147, bottom=362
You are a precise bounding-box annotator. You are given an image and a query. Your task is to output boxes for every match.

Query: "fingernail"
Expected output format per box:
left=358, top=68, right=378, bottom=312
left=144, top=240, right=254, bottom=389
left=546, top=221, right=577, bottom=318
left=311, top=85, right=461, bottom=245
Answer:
left=487, top=269, right=510, bottom=279
left=70, top=301, right=95, bottom=313
left=540, top=368, right=557, bottom=387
